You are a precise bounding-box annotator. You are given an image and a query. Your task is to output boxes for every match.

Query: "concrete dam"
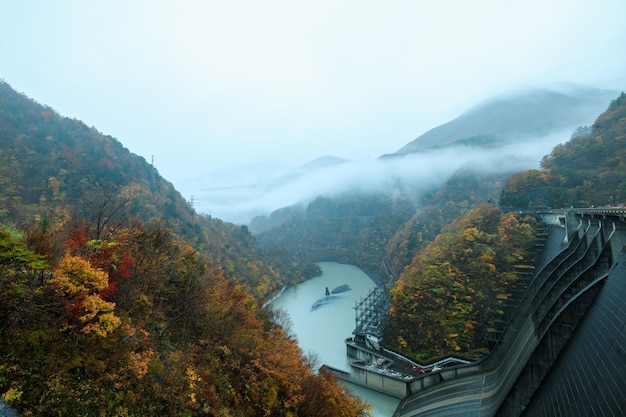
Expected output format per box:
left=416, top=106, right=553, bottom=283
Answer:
left=326, top=209, right=626, bottom=416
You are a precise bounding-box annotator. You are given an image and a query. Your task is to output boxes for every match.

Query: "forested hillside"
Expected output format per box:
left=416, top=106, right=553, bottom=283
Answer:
left=0, top=81, right=367, bottom=416
left=384, top=205, right=540, bottom=360
left=258, top=168, right=512, bottom=282
left=501, top=92, right=626, bottom=208
left=0, top=80, right=316, bottom=300
left=257, top=194, right=417, bottom=278
left=0, top=222, right=367, bottom=416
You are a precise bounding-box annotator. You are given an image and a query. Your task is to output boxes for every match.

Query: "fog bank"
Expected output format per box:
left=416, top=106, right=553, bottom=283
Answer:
left=183, top=128, right=576, bottom=224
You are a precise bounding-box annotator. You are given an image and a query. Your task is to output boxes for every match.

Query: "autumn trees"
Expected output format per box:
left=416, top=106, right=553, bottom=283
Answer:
left=0, top=225, right=49, bottom=331
left=49, top=254, right=121, bottom=337
left=0, top=80, right=312, bottom=303
left=385, top=205, right=539, bottom=361
left=0, top=217, right=370, bottom=416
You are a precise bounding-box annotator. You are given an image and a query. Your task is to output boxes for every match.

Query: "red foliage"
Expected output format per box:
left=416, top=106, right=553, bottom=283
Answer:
left=100, top=249, right=134, bottom=299
left=61, top=230, right=135, bottom=300
left=100, top=281, right=118, bottom=300
left=65, top=293, right=88, bottom=323
left=117, top=251, right=134, bottom=279
left=63, top=229, right=89, bottom=254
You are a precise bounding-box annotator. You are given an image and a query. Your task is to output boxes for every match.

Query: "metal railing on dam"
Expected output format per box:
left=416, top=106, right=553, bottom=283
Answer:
left=392, top=210, right=622, bottom=417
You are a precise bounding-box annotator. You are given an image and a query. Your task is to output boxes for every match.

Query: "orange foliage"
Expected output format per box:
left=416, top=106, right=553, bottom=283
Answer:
left=49, top=254, right=120, bottom=337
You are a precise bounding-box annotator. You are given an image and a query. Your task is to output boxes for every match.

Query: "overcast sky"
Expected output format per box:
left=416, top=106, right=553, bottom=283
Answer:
left=2, top=1, right=625, bottom=196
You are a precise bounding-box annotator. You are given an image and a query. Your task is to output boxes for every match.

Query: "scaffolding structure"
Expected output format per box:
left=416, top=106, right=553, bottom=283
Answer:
left=353, top=286, right=389, bottom=340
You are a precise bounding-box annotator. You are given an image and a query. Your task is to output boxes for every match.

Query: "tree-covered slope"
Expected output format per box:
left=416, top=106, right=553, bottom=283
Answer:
left=0, top=80, right=315, bottom=300
left=500, top=92, right=626, bottom=208
left=257, top=194, right=418, bottom=279
left=384, top=205, right=540, bottom=361
left=0, top=222, right=368, bottom=416
left=257, top=167, right=513, bottom=283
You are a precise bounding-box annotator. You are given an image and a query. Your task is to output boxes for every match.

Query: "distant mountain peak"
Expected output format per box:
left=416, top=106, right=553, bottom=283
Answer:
left=296, top=155, right=350, bottom=170
left=393, top=85, right=617, bottom=155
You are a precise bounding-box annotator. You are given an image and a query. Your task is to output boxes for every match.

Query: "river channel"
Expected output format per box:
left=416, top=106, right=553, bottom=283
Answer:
left=272, top=262, right=400, bottom=417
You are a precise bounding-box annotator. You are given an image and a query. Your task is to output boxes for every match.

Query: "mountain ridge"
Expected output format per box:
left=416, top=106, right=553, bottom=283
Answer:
left=0, top=79, right=315, bottom=300
left=393, top=85, right=617, bottom=155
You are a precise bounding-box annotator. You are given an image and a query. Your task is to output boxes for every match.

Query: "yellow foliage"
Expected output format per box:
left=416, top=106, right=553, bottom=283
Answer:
left=79, top=294, right=115, bottom=323
left=2, top=387, right=23, bottom=404
left=81, top=311, right=121, bottom=337
left=397, top=336, right=408, bottom=348
left=463, top=227, right=482, bottom=242
left=49, top=255, right=108, bottom=297
left=49, top=255, right=121, bottom=337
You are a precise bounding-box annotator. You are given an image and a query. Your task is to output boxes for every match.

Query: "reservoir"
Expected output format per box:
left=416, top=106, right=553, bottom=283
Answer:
left=272, top=262, right=400, bottom=417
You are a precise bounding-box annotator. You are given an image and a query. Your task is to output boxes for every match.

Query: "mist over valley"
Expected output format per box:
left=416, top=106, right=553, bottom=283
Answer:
left=185, top=86, right=616, bottom=225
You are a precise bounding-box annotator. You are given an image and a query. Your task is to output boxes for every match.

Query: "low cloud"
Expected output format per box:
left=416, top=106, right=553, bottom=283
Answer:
left=188, top=128, right=576, bottom=224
